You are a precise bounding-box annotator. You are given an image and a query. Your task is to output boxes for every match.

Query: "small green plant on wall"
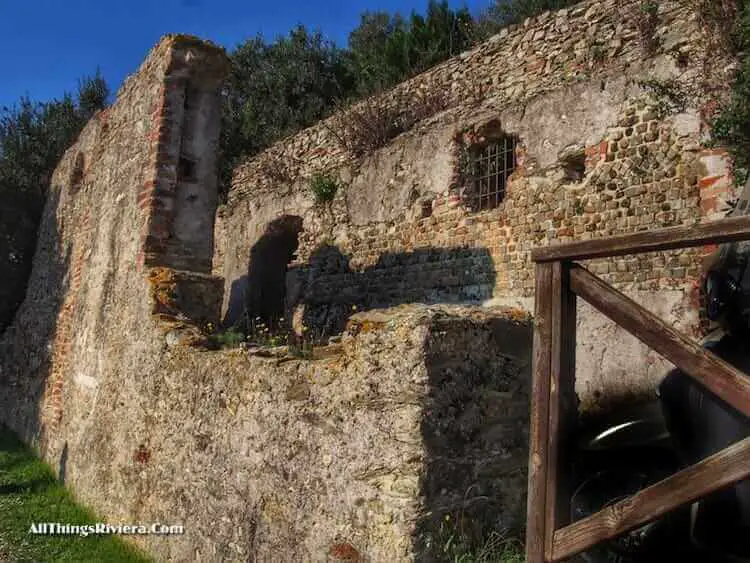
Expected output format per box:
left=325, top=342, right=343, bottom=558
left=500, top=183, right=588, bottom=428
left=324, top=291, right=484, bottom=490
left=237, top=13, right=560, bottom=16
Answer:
left=310, top=173, right=340, bottom=204
left=638, top=0, right=660, bottom=55
left=590, top=44, right=605, bottom=65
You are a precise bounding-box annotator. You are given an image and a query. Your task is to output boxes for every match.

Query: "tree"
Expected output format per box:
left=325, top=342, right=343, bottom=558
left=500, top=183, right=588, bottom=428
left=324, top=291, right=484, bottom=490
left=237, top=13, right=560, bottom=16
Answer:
left=408, top=1, right=474, bottom=72
left=345, top=1, right=475, bottom=96
left=345, top=11, right=410, bottom=95
left=77, top=68, right=110, bottom=121
left=489, top=0, right=579, bottom=26
left=219, top=26, right=350, bottom=191
left=217, top=0, right=589, bottom=199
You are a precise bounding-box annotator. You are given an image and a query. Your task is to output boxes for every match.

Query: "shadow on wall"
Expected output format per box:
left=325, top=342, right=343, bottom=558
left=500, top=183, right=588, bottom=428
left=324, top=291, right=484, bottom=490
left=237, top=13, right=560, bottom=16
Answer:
left=0, top=197, right=43, bottom=333
left=288, top=244, right=497, bottom=339
left=0, top=188, right=70, bottom=455
left=414, top=315, right=532, bottom=559
left=223, top=215, right=304, bottom=329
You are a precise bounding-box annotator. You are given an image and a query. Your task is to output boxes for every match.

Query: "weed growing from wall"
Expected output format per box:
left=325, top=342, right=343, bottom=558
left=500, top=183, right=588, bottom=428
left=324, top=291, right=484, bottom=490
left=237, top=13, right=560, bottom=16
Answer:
left=684, top=0, right=742, bottom=52
left=205, top=313, right=322, bottom=358
left=589, top=44, right=606, bottom=66
left=326, top=87, right=450, bottom=157
left=257, top=151, right=294, bottom=185
left=706, top=0, right=750, bottom=184
left=637, top=1, right=660, bottom=56
left=309, top=173, right=340, bottom=204
left=206, top=327, right=245, bottom=349
left=638, top=78, right=699, bottom=118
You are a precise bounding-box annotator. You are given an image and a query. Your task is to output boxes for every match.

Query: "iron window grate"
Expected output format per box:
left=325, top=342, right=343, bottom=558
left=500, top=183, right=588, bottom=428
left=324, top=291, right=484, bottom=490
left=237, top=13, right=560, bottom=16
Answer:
left=469, top=136, right=517, bottom=211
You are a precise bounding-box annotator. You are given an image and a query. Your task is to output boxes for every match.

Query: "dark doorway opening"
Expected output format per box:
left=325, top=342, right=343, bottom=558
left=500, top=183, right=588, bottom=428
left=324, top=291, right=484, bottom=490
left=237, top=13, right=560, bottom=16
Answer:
left=244, top=215, right=303, bottom=331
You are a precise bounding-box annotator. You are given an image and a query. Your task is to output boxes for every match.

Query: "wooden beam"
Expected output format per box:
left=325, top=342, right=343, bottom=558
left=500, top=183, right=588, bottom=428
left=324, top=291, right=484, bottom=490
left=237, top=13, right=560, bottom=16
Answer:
left=531, top=215, right=750, bottom=263
left=526, top=263, right=554, bottom=563
left=570, top=265, right=750, bottom=418
left=552, top=436, right=750, bottom=561
left=544, top=261, right=577, bottom=561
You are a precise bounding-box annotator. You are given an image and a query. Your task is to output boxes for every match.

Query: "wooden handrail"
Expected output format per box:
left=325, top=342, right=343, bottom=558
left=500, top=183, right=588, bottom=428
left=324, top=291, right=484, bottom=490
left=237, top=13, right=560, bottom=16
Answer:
left=570, top=265, right=750, bottom=417
left=531, top=215, right=750, bottom=263
left=552, top=436, right=750, bottom=560
left=526, top=216, right=750, bottom=562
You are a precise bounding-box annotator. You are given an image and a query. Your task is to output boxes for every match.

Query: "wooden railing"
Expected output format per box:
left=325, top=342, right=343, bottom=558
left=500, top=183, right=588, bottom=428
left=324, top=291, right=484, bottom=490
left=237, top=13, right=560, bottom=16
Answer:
left=525, top=215, right=750, bottom=562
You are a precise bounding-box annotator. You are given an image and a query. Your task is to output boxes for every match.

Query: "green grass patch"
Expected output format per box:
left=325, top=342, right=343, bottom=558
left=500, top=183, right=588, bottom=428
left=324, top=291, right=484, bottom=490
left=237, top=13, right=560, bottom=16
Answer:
left=443, top=531, right=525, bottom=563
left=433, top=514, right=525, bottom=563
left=0, top=426, right=151, bottom=562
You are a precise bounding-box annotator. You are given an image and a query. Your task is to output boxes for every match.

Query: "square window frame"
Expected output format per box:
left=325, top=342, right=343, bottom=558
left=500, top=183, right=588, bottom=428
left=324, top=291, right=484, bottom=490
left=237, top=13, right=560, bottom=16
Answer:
left=465, top=135, right=518, bottom=212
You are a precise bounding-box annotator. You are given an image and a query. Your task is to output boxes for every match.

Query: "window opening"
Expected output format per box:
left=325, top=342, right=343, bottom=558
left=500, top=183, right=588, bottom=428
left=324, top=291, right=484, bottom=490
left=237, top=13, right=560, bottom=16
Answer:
left=469, top=135, right=517, bottom=211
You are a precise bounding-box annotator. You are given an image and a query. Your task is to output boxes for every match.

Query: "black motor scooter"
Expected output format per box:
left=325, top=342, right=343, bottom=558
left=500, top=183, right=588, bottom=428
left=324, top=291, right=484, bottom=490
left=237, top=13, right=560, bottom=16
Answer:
left=569, top=338, right=750, bottom=562
left=569, top=396, right=695, bottom=562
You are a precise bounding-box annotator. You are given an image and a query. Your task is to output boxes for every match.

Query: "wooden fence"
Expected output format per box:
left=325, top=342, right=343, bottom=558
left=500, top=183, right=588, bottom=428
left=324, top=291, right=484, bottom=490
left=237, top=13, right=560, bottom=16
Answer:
left=525, top=215, right=750, bottom=562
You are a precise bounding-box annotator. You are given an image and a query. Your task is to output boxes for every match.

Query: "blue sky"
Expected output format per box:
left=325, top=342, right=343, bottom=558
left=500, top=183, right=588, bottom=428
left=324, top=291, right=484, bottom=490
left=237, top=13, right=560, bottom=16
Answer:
left=1, top=0, right=490, bottom=109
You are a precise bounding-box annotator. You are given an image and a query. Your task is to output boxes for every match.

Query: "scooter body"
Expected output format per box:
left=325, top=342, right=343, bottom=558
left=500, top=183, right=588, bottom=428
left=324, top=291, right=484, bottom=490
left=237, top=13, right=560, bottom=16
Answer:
left=570, top=400, right=694, bottom=562
left=570, top=338, right=750, bottom=562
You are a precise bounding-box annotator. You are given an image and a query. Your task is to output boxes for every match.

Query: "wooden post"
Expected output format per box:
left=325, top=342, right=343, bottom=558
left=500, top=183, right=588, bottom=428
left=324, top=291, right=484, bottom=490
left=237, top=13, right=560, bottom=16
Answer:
left=526, top=263, right=554, bottom=563
left=524, top=216, right=750, bottom=560
left=544, top=261, right=577, bottom=561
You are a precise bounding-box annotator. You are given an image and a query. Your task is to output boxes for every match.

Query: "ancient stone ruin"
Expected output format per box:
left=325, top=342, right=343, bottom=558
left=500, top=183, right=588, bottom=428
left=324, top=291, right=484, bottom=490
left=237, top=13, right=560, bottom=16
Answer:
left=0, top=0, right=740, bottom=560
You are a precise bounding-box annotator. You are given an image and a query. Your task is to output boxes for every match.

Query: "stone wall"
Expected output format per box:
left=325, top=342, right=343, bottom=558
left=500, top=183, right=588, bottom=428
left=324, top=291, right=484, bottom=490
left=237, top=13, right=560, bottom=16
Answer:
left=97, top=305, right=529, bottom=562
left=220, top=0, right=737, bottom=410
left=0, top=36, right=230, bottom=446
left=0, top=34, right=535, bottom=561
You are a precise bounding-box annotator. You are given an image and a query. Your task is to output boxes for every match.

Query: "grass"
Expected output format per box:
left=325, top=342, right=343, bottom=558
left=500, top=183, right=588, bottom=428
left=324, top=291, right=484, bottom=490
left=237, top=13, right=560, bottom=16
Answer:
left=436, top=516, right=525, bottom=563
left=0, top=425, right=150, bottom=562
left=206, top=327, right=245, bottom=349
left=445, top=532, right=525, bottom=563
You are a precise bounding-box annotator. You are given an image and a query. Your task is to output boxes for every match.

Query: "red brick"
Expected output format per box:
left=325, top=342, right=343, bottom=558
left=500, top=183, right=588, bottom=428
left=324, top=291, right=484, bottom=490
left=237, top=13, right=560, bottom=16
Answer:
left=698, top=175, right=723, bottom=189
left=700, top=197, right=717, bottom=213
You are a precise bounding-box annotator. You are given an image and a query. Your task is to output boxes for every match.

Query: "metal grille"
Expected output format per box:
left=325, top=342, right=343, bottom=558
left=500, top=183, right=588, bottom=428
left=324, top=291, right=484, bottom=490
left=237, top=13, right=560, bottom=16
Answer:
left=470, top=136, right=516, bottom=211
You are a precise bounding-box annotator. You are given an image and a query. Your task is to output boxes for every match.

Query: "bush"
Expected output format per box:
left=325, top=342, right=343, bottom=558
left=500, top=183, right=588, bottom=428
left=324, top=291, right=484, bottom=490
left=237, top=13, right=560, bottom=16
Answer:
left=309, top=173, right=340, bottom=203
left=710, top=0, right=750, bottom=184
left=326, top=87, right=449, bottom=157
left=207, top=328, right=245, bottom=349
